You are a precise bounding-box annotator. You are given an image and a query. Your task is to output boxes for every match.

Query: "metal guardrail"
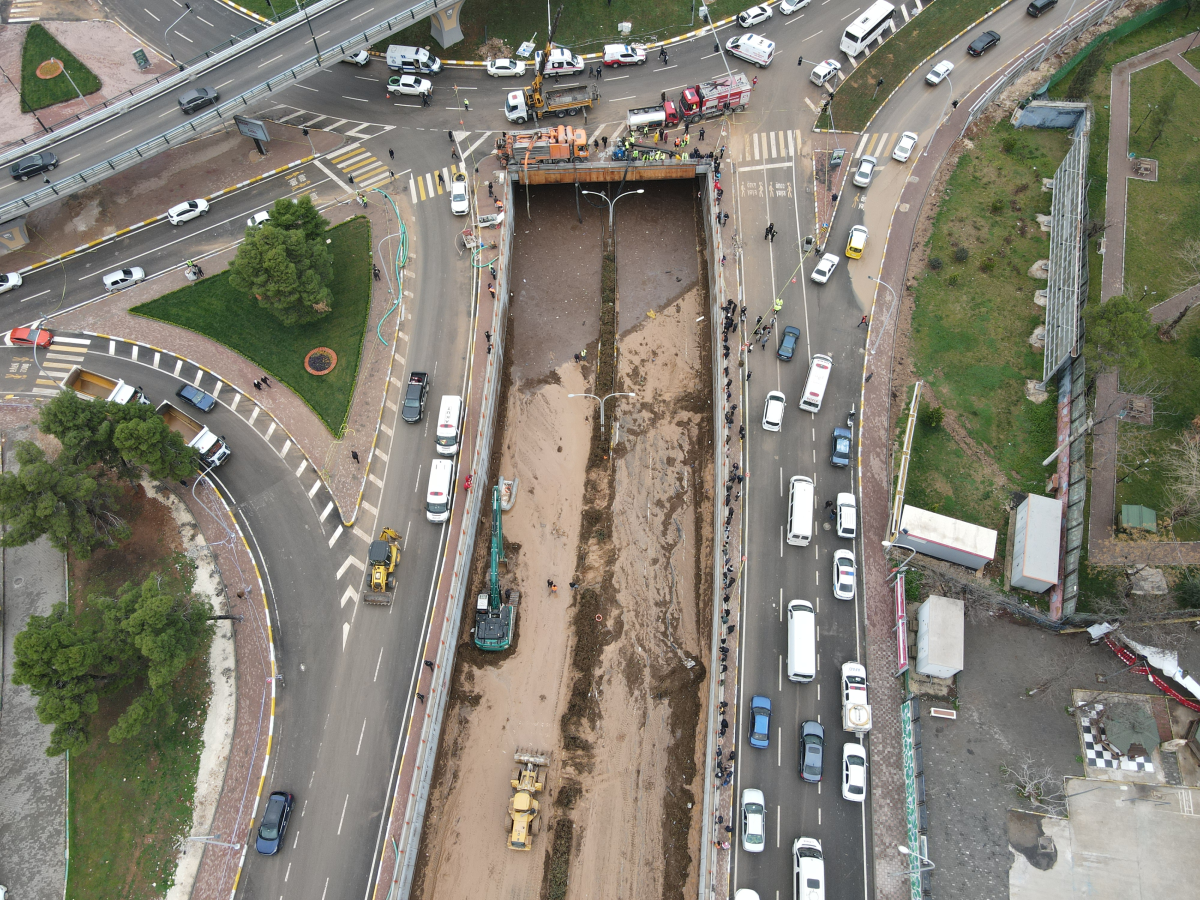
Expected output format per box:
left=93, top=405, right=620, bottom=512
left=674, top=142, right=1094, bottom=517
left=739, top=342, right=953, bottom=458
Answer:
left=0, top=0, right=449, bottom=225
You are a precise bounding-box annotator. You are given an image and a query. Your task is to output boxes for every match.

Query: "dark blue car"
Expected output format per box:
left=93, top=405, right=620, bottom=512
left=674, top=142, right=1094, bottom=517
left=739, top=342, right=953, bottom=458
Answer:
left=256, top=790, right=294, bottom=855
left=176, top=383, right=216, bottom=412
left=777, top=326, right=801, bottom=361
left=749, top=695, right=772, bottom=749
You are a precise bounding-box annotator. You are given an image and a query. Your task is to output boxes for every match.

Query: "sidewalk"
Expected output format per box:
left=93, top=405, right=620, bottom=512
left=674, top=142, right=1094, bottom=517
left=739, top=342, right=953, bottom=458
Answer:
left=1100, top=34, right=1200, bottom=302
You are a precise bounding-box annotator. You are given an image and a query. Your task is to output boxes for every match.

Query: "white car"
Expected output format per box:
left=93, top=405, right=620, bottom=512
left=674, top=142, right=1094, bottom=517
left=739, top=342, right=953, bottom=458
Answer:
left=842, top=743, right=867, bottom=802
left=450, top=173, right=469, bottom=215
left=0, top=273, right=22, bottom=294
left=780, top=0, right=812, bottom=13
left=166, top=198, right=209, bottom=225
left=836, top=491, right=857, bottom=539
left=810, top=253, right=839, bottom=284
left=892, top=131, right=919, bottom=162
left=535, top=49, right=585, bottom=75
left=809, top=59, right=841, bottom=87
left=247, top=210, right=271, bottom=228
left=762, top=390, right=785, bottom=432
left=925, top=60, right=954, bottom=86
left=486, top=58, right=526, bottom=77
left=853, top=155, right=877, bottom=188
left=341, top=50, right=370, bottom=66
left=388, top=74, right=432, bottom=96
left=103, top=267, right=145, bottom=291
left=832, top=549, right=856, bottom=600
left=740, top=788, right=766, bottom=853
left=737, top=4, right=773, bottom=27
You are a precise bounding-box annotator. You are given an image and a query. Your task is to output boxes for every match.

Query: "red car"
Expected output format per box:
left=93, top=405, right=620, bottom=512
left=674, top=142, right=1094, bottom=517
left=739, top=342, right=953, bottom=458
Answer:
left=8, top=326, right=52, bottom=348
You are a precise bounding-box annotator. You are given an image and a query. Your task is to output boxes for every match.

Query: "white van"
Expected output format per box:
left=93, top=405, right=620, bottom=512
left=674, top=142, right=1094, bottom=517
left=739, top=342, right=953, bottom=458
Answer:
left=786, top=476, right=814, bottom=547
left=792, top=837, right=825, bottom=900
left=385, top=45, right=443, bottom=74
left=787, top=600, right=816, bottom=683
left=725, top=33, right=775, bottom=67
left=426, top=459, right=454, bottom=523
left=435, top=395, right=463, bottom=456
left=799, top=354, right=833, bottom=413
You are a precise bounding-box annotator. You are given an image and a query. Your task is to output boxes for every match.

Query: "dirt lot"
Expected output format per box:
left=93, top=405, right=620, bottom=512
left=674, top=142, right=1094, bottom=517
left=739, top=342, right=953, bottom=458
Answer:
left=413, top=183, right=713, bottom=900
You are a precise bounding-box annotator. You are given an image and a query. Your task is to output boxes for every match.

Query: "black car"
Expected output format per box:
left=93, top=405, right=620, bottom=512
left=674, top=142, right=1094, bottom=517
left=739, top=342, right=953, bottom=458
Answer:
left=178, top=87, right=219, bottom=114
left=830, top=426, right=852, bottom=467
left=256, top=790, right=294, bottom=855
left=10, top=152, right=59, bottom=181
left=1027, top=0, right=1057, bottom=15
left=177, top=384, right=217, bottom=412
left=967, top=30, right=1000, bottom=57
left=799, top=720, right=824, bottom=783
left=777, top=326, right=801, bottom=361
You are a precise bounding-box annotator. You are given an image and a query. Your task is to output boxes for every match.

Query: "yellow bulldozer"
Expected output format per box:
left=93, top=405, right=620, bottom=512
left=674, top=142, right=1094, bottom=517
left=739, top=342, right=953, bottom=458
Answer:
left=507, top=752, right=549, bottom=851
left=367, top=528, right=402, bottom=601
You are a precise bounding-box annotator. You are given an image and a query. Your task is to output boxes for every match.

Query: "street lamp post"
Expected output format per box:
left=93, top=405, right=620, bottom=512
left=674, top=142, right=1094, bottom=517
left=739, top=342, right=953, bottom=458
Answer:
left=580, top=188, right=644, bottom=235
left=567, top=392, right=636, bottom=429
left=164, top=3, right=194, bottom=69
left=896, top=844, right=935, bottom=875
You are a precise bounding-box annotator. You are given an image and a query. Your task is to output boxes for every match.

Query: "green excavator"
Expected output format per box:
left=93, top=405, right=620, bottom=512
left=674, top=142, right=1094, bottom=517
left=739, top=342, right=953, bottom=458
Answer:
left=475, top=485, right=517, bottom=651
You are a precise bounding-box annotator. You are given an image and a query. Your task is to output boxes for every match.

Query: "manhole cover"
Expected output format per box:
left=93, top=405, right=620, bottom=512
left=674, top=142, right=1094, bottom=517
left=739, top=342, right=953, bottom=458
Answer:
left=36, top=59, right=63, bottom=79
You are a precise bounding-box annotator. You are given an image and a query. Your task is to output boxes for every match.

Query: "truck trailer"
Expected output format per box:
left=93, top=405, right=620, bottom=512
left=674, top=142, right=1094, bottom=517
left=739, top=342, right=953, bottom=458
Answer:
left=156, top=401, right=231, bottom=467
left=63, top=366, right=148, bottom=406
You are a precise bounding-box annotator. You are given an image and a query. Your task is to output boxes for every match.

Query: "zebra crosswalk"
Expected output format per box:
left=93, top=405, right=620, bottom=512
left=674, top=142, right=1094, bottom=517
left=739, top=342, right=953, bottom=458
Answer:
left=409, top=162, right=469, bottom=203
left=735, top=129, right=805, bottom=164
left=850, top=131, right=914, bottom=161
left=326, top=143, right=394, bottom=191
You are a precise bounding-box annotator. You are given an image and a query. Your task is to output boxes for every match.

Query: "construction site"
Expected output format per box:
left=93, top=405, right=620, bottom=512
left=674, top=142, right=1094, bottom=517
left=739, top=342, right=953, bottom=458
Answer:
left=410, top=178, right=716, bottom=900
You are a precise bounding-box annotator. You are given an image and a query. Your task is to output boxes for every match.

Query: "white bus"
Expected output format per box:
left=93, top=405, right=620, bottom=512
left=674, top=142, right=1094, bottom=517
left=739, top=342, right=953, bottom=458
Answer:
left=840, top=1, right=896, bottom=56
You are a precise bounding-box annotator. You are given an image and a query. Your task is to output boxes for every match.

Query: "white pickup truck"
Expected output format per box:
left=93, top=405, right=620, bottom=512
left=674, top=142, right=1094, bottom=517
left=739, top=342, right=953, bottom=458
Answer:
left=841, top=661, right=872, bottom=734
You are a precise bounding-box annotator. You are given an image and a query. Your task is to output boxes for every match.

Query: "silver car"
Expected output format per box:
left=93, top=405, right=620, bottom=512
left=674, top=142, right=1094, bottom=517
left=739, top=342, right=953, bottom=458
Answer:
left=892, top=131, right=919, bottom=163
left=810, top=253, right=839, bottom=284
left=853, top=155, right=877, bottom=188
left=103, top=267, right=145, bottom=291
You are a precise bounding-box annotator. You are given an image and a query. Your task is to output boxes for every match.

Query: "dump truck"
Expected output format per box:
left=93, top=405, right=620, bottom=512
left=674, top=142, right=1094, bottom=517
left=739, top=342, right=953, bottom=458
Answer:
left=156, top=401, right=231, bottom=467
left=627, top=72, right=753, bottom=130
left=504, top=84, right=598, bottom=124
left=367, top=528, right=402, bottom=601
left=401, top=372, right=429, bottom=424
left=841, top=661, right=872, bottom=734
left=63, top=366, right=148, bottom=405
left=507, top=752, right=548, bottom=851
left=495, top=126, right=589, bottom=166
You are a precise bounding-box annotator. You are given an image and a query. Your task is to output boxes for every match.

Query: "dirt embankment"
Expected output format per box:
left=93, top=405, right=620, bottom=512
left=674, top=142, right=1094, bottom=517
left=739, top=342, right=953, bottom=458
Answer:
left=411, top=184, right=712, bottom=900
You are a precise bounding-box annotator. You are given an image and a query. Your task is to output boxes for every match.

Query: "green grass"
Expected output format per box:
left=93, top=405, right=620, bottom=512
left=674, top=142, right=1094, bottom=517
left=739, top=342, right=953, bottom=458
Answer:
left=371, top=0, right=698, bottom=58
left=1186, top=44, right=1200, bottom=71
left=133, top=217, right=373, bottom=436
left=904, top=120, right=1067, bottom=536
left=816, top=0, right=1004, bottom=132
left=1124, top=60, right=1200, bottom=305
left=20, top=23, right=101, bottom=112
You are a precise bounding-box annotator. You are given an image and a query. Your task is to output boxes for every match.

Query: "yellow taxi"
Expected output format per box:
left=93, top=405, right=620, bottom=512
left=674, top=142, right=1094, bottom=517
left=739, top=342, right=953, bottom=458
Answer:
left=845, top=225, right=868, bottom=259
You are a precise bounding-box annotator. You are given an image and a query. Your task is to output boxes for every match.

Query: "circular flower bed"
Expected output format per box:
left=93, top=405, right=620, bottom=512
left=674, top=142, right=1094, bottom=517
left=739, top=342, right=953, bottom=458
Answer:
left=304, top=347, right=337, bottom=375
left=36, top=59, right=64, bottom=79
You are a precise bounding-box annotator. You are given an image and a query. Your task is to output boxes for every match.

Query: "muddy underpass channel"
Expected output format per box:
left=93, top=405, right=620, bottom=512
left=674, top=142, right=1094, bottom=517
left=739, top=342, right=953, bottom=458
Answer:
left=411, top=179, right=715, bottom=900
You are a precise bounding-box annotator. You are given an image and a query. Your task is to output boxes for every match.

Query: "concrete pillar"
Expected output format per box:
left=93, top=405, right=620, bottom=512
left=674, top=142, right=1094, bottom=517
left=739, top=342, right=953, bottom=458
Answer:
left=430, top=0, right=465, bottom=48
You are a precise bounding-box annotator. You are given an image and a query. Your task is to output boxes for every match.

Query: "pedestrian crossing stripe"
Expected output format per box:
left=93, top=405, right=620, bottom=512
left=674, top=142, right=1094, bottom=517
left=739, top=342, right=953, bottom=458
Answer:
left=852, top=132, right=908, bottom=160
left=741, top=130, right=804, bottom=162
left=411, top=164, right=466, bottom=204
left=326, top=143, right=393, bottom=190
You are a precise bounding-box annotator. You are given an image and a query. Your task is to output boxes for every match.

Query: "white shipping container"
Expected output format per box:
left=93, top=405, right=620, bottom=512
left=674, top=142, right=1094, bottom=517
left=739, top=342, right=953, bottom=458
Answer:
left=1010, top=494, right=1062, bottom=593
left=915, top=595, right=963, bottom=679
left=896, top=505, right=997, bottom=571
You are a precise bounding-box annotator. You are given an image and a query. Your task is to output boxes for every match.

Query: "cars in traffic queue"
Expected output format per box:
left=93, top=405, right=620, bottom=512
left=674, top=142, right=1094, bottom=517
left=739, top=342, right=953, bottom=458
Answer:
left=740, top=788, right=766, bottom=852
left=255, top=790, right=294, bottom=855
left=602, top=44, right=645, bottom=66
left=799, top=720, right=825, bottom=783
left=967, top=30, right=1001, bottom=56
left=809, top=59, right=841, bottom=87
left=0, top=273, right=22, bottom=295
left=892, top=131, right=919, bottom=162
left=810, top=253, right=839, bottom=284
left=777, top=325, right=801, bottom=361
left=762, top=390, right=786, bottom=432
left=737, top=4, right=773, bottom=27
left=388, top=74, right=432, bottom=97
left=749, top=695, right=772, bottom=749
left=486, top=58, right=526, bottom=77
left=780, top=0, right=812, bottom=13
left=842, top=743, right=868, bottom=801
left=836, top=492, right=857, bottom=539
left=167, top=199, right=210, bottom=225
left=830, top=425, right=852, bottom=467
left=7, top=326, right=52, bottom=348
left=103, top=267, right=145, bottom=291
left=832, top=549, right=856, bottom=601
left=10, top=152, right=58, bottom=181
left=176, top=384, right=217, bottom=412
left=178, top=87, right=219, bottom=113
left=450, top=173, right=470, bottom=215
left=925, top=60, right=954, bottom=85
left=853, top=155, right=877, bottom=188
left=845, top=225, right=868, bottom=259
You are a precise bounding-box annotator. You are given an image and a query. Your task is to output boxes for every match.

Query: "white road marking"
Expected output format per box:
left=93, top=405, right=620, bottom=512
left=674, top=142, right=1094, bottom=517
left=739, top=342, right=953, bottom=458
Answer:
left=328, top=524, right=344, bottom=547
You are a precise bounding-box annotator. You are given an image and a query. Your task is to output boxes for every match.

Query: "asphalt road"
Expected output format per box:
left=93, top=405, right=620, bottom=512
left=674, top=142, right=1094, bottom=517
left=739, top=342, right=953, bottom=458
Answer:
left=104, top=0, right=261, bottom=68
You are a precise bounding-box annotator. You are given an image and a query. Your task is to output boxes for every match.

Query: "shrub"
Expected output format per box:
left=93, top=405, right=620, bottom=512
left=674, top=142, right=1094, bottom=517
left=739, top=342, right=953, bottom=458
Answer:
left=954, top=247, right=970, bottom=262
left=991, top=198, right=1006, bottom=213
left=1001, top=136, right=1017, bottom=153
left=947, top=273, right=960, bottom=286
left=928, top=257, right=943, bottom=271
left=919, top=405, right=945, bottom=429
left=980, top=258, right=997, bottom=273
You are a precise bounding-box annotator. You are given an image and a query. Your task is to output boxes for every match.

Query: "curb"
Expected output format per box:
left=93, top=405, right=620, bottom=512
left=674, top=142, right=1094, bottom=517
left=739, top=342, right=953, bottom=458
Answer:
left=22, top=155, right=316, bottom=276
left=213, top=0, right=273, bottom=25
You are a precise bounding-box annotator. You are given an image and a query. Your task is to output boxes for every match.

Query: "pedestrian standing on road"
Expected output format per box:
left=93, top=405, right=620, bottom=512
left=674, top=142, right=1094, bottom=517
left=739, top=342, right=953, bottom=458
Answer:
left=487, top=181, right=494, bottom=197
left=348, top=173, right=355, bottom=184
left=825, top=499, right=834, bottom=509
left=451, top=146, right=459, bottom=159
left=858, top=315, right=869, bottom=327
left=448, top=130, right=453, bottom=142
left=602, top=135, right=608, bottom=149
left=388, top=148, right=395, bottom=160
left=745, top=371, right=752, bottom=382
left=373, top=264, right=381, bottom=281
left=195, top=265, right=204, bottom=277
left=437, top=171, right=445, bottom=186
left=597, top=66, right=602, bottom=80
left=587, top=66, right=594, bottom=78
left=752, top=76, right=758, bottom=87
left=488, top=283, right=497, bottom=299
left=352, top=450, right=360, bottom=463
left=463, top=99, right=470, bottom=111
left=764, top=224, right=772, bottom=240
left=684, top=121, right=690, bottom=135
left=699, top=127, right=705, bottom=141
left=422, top=93, right=431, bottom=107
